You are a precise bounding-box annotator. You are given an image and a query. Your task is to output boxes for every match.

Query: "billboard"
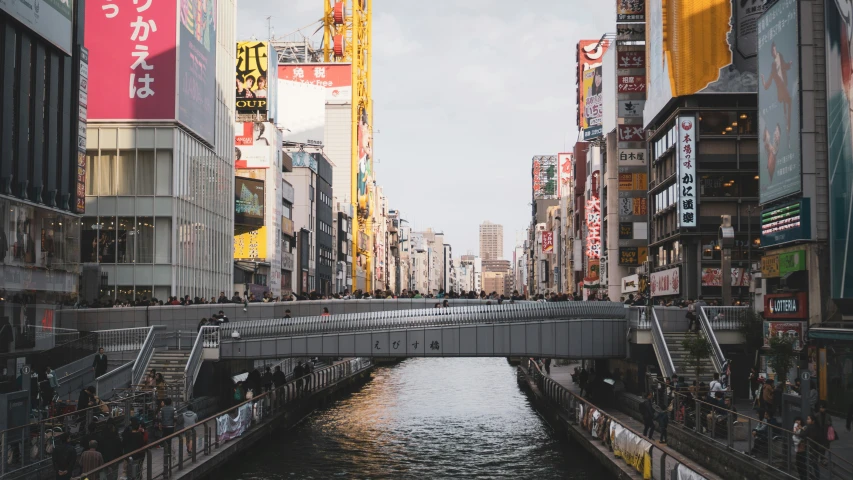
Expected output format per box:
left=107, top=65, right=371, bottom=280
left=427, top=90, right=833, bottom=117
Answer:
left=278, top=80, right=325, bottom=146
left=1, top=0, right=73, bottom=54
left=760, top=199, right=811, bottom=247
left=558, top=153, right=573, bottom=198
left=577, top=40, right=610, bottom=128
left=541, top=231, right=554, bottom=254
left=357, top=106, right=373, bottom=219
left=234, top=122, right=274, bottom=169
left=278, top=64, right=353, bottom=104
left=826, top=0, right=853, bottom=297
left=700, top=268, right=752, bottom=287
left=582, top=66, right=604, bottom=140
left=234, top=226, right=268, bottom=261
left=236, top=41, right=271, bottom=115
left=586, top=197, right=601, bottom=259
left=758, top=0, right=801, bottom=205
left=677, top=115, right=697, bottom=227
left=177, top=0, right=216, bottom=143
left=644, top=0, right=762, bottom=126
left=650, top=267, right=680, bottom=297
left=85, top=0, right=178, bottom=122
left=532, top=155, right=558, bottom=199
left=764, top=292, right=808, bottom=319
left=235, top=177, right=265, bottom=227
left=763, top=321, right=807, bottom=350
left=617, top=0, right=645, bottom=22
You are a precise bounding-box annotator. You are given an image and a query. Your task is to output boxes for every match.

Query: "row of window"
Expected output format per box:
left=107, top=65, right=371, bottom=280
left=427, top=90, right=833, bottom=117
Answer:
left=82, top=216, right=172, bottom=264
left=86, top=150, right=173, bottom=196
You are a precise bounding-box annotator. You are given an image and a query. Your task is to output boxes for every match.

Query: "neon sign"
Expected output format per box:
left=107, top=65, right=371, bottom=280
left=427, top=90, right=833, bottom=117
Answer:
left=586, top=197, right=601, bottom=259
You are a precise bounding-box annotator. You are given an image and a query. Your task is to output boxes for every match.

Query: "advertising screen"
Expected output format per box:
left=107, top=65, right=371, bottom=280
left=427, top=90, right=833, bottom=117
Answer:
left=577, top=40, right=610, bottom=128
left=236, top=41, right=271, bottom=115
left=234, top=122, right=274, bottom=169
left=357, top=106, right=373, bottom=219
left=278, top=64, right=353, bottom=104
left=825, top=0, right=853, bottom=297
left=758, top=0, right=801, bottom=204
left=234, top=226, right=267, bottom=261
left=234, top=177, right=265, bottom=227
left=278, top=80, right=325, bottom=146
left=177, top=0, right=217, bottom=143
left=84, top=0, right=177, bottom=121
left=644, top=0, right=761, bottom=126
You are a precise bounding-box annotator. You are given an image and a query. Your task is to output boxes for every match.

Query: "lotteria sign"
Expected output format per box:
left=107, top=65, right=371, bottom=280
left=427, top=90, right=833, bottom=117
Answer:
left=764, top=292, right=808, bottom=319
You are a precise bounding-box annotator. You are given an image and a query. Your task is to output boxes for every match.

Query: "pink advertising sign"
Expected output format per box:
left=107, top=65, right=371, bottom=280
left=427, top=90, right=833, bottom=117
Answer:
left=85, top=0, right=178, bottom=121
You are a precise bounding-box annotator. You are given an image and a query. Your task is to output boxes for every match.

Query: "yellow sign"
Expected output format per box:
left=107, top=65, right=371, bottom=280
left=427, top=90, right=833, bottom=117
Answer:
left=234, top=226, right=267, bottom=260
left=762, top=255, right=780, bottom=278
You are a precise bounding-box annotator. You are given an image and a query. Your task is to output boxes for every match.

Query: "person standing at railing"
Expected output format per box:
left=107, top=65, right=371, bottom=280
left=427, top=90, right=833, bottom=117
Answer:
left=78, top=440, right=104, bottom=476
left=52, top=432, right=77, bottom=480
left=685, top=299, right=699, bottom=333
left=641, top=391, right=656, bottom=439
left=795, top=414, right=820, bottom=478
left=748, top=367, right=760, bottom=402
left=815, top=401, right=834, bottom=465
left=92, top=348, right=108, bottom=378
left=792, top=417, right=807, bottom=480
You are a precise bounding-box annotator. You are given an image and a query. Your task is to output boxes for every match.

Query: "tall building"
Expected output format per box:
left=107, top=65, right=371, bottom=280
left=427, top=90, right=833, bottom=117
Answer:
left=1, top=0, right=86, bottom=333
left=82, top=0, right=237, bottom=302
left=479, top=221, right=503, bottom=260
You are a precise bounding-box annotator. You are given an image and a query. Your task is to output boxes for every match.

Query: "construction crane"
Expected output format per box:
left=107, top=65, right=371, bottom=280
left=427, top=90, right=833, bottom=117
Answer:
left=323, top=0, right=373, bottom=293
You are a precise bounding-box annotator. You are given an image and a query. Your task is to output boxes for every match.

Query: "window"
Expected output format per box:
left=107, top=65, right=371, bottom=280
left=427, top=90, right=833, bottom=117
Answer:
left=85, top=151, right=98, bottom=195
left=138, top=217, right=154, bottom=262
left=156, top=151, right=173, bottom=195
left=97, top=151, right=117, bottom=195
left=117, top=216, right=136, bottom=263
left=117, top=151, right=135, bottom=195
left=155, top=217, right=172, bottom=263
left=137, top=150, right=155, bottom=195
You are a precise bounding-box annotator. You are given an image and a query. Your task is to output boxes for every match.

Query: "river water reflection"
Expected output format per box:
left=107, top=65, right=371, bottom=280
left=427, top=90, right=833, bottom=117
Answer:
left=221, top=357, right=614, bottom=479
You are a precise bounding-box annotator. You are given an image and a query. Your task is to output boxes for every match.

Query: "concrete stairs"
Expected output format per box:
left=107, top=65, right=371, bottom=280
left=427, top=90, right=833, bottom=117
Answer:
left=147, top=350, right=191, bottom=400
left=664, top=332, right=717, bottom=384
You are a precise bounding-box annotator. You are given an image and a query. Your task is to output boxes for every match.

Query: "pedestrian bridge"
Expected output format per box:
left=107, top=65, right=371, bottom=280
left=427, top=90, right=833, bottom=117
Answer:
left=215, top=302, right=628, bottom=360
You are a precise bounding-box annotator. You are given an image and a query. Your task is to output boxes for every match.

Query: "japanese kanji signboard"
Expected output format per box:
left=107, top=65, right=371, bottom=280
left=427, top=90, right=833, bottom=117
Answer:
left=618, top=75, right=647, bottom=93
left=617, top=0, right=645, bottom=22
left=85, top=0, right=178, bottom=123
left=677, top=115, right=698, bottom=227
left=618, top=125, right=645, bottom=142
left=618, top=51, right=646, bottom=70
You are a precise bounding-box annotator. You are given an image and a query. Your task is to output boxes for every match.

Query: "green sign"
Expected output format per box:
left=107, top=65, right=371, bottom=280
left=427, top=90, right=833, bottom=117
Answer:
left=758, top=0, right=802, bottom=205
left=779, top=248, right=806, bottom=275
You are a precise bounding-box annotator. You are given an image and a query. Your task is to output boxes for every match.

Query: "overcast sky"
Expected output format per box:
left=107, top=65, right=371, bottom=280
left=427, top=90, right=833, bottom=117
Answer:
left=238, top=0, right=616, bottom=258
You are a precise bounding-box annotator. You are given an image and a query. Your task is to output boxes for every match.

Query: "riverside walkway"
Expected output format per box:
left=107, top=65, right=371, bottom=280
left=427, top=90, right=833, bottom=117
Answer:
left=78, top=358, right=372, bottom=480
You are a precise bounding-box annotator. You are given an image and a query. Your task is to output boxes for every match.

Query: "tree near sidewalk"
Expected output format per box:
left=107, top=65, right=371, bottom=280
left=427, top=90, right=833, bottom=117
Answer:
left=681, top=333, right=713, bottom=379
left=767, top=335, right=798, bottom=386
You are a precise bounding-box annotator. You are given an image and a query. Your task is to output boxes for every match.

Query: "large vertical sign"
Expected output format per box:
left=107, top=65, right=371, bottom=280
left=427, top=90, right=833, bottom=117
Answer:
left=541, top=231, right=554, bottom=254
left=85, top=0, right=178, bottom=121
left=235, top=41, right=270, bottom=117
left=76, top=47, right=89, bottom=214
left=178, top=0, right=217, bottom=143
left=577, top=40, right=610, bottom=129
left=677, top=116, right=697, bottom=227
left=558, top=153, right=573, bottom=198
left=586, top=197, right=601, bottom=259
left=532, top=155, right=558, bottom=199
left=825, top=0, right=853, bottom=297
left=758, top=0, right=801, bottom=205
left=583, top=66, right=604, bottom=140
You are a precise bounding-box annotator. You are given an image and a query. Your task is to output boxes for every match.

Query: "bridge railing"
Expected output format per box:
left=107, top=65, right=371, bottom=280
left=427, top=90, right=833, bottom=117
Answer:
left=224, top=302, right=628, bottom=340
left=94, top=326, right=152, bottom=352
left=0, top=391, right=154, bottom=478
left=82, top=358, right=373, bottom=480
left=646, top=377, right=853, bottom=480
left=697, top=307, right=724, bottom=375
left=521, top=358, right=709, bottom=479
left=650, top=308, right=675, bottom=378
left=699, top=306, right=748, bottom=330
left=184, top=326, right=220, bottom=400
left=132, top=326, right=167, bottom=388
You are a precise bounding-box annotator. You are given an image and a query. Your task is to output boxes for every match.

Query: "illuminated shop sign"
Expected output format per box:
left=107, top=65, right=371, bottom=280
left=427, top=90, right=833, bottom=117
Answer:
left=760, top=199, right=811, bottom=247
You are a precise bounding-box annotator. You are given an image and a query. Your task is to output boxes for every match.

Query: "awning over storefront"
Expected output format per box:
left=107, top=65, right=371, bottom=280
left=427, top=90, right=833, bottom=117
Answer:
left=809, top=328, right=853, bottom=341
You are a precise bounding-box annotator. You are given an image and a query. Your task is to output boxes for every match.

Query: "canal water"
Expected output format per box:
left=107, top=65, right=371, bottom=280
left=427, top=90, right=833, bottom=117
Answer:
left=221, top=358, right=614, bottom=479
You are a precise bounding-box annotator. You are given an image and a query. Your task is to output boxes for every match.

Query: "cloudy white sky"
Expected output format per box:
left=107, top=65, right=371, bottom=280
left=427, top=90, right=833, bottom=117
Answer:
left=238, top=0, right=616, bottom=258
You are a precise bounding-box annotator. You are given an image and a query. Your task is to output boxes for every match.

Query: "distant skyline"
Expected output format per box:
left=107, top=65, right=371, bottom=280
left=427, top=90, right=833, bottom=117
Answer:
left=237, top=0, right=616, bottom=256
